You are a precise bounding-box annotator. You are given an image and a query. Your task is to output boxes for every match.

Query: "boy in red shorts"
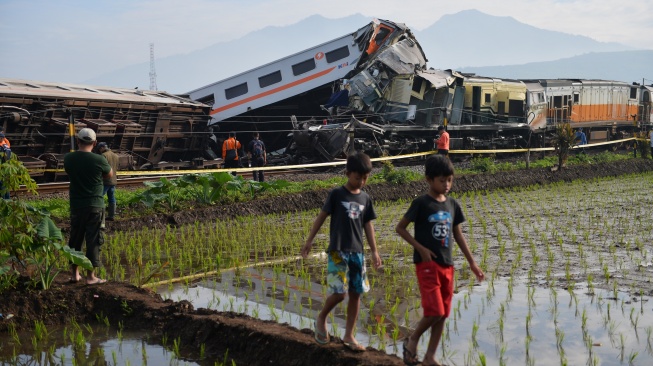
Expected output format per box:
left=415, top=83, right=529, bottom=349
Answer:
left=395, top=154, right=484, bottom=365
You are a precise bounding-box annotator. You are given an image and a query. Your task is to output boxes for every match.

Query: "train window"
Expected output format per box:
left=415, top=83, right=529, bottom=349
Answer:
left=412, top=78, right=423, bottom=93
left=292, top=58, right=316, bottom=76
left=259, top=71, right=282, bottom=88
left=325, top=46, right=350, bottom=63
left=484, top=93, right=491, bottom=103
left=196, top=93, right=215, bottom=105
left=573, top=93, right=579, bottom=104
left=630, top=87, right=637, bottom=99
left=225, top=83, right=248, bottom=100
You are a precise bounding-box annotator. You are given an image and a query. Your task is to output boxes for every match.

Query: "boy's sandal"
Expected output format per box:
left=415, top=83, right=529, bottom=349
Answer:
left=402, top=338, right=420, bottom=366
left=343, top=341, right=366, bottom=352
left=314, top=321, right=329, bottom=345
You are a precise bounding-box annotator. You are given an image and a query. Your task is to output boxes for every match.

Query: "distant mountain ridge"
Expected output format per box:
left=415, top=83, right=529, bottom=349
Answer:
left=416, top=9, right=634, bottom=69
left=83, top=11, right=652, bottom=93
left=456, top=50, right=653, bottom=83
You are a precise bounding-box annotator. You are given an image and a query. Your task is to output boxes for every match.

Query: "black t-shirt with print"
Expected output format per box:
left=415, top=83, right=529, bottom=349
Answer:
left=323, top=186, right=376, bottom=253
left=403, top=194, right=465, bottom=266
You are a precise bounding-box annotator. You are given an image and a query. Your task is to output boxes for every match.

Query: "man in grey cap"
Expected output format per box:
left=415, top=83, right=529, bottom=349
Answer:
left=97, top=142, right=119, bottom=221
left=64, top=128, right=113, bottom=285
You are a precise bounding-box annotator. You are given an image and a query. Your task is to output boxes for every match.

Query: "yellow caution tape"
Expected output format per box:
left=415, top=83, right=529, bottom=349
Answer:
left=26, top=137, right=639, bottom=176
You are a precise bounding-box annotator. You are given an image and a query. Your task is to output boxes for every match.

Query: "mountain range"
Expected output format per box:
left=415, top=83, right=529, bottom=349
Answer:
left=84, top=10, right=653, bottom=94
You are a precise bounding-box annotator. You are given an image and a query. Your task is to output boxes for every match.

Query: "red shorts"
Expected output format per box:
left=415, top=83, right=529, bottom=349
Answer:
left=416, top=261, right=454, bottom=317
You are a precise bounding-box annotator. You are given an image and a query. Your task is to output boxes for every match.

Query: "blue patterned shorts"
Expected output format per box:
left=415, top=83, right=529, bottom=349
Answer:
left=326, top=251, right=370, bottom=294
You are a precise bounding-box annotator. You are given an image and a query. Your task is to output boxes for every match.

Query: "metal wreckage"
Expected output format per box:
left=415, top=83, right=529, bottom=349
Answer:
left=188, top=19, right=475, bottom=164
left=178, top=17, right=652, bottom=165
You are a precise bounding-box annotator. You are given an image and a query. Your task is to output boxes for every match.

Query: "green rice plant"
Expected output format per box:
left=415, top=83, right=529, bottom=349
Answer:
left=471, top=319, right=479, bottom=348
left=172, top=336, right=181, bottom=358
left=33, top=320, right=48, bottom=342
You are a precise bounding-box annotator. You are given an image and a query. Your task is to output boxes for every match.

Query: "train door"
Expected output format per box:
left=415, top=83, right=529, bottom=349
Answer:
left=641, top=88, right=652, bottom=124
left=509, top=100, right=524, bottom=122
left=449, top=85, right=465, bottom=126
left=551, top=95, right=570, bottom=123
left=472, top=86, right=482, bottom=124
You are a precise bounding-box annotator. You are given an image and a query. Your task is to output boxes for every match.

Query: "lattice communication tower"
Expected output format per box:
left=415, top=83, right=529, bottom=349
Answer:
left=149, top=43, right=158, bottom=91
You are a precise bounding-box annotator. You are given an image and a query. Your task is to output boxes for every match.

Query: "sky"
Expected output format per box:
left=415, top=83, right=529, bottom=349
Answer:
left=1, top=0, right=652, bottom=85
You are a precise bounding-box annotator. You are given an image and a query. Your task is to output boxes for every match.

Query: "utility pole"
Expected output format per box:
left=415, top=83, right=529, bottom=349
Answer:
left=149, top=43, right=158, bottom=91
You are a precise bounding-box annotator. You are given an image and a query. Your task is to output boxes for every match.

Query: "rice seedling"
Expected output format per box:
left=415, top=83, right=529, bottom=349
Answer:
left=39, top=170, right=646, bottom=365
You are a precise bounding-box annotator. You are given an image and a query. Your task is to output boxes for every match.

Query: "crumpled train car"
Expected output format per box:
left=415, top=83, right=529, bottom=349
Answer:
left=0, top=79, right=214, bottom=181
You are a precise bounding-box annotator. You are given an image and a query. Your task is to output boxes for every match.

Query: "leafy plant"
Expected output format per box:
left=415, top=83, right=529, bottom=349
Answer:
left=131, top=172, right=291, bottom=209
left=376, top=161, right=420, bottom=184
left=0, top=154, right=91, bottom=290
left=129, top=176, right=187, bottom=210
left=470, top=157, right=498, bottom=173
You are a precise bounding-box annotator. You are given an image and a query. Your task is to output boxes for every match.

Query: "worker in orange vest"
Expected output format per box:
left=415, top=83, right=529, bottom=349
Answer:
left=434, top=125, right=449, bottom=156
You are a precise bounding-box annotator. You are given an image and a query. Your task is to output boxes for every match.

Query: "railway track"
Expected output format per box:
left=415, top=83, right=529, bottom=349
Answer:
left=16, top=168, right=312, bottom=196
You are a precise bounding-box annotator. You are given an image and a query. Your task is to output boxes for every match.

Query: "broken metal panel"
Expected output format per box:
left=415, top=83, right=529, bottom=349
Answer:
left=416, top=70, right=459, bottom=89
left=383, top=78, right=413, bottom=122
left=375, top=39, right=427, bottom=75
left=349, top=70, right=383, bottom=106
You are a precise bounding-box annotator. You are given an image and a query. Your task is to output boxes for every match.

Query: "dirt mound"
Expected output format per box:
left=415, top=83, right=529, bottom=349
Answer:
left=3, top=159, right=653, bottom=365
left=0, top=277, right=403, bottom=365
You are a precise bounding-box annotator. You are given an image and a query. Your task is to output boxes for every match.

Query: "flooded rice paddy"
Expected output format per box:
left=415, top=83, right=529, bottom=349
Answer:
left=3, top=171, right=653, bottom=365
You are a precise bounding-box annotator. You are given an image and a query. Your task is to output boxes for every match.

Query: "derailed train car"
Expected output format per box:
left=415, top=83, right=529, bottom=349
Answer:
left=187, top=18, right=652, bottom=163
left=0, top=79, right=214, bottom=181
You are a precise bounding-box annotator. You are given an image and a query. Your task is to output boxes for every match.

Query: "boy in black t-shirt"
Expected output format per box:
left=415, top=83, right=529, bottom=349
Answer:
left=300, top=152, right=382, bottom=352
left=395, top=154, right=484, bottom=366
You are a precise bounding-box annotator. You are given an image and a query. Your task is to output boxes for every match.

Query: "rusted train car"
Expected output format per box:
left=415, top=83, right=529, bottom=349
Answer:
left=0, top=79, right=215, bottom=181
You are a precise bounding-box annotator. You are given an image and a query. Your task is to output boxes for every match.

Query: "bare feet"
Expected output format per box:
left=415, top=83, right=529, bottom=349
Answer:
left=69, top=275, right=82, bottom=283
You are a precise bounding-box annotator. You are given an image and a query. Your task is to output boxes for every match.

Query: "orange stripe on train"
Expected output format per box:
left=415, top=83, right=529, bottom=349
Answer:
left=210, top=67, right=337, bottom=115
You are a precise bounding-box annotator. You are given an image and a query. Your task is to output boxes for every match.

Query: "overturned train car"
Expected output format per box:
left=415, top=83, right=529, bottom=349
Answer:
left=0, top=79, right=215, bottom=182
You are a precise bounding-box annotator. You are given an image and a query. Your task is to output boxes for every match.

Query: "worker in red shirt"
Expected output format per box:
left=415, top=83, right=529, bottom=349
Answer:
left=434, top=125, right=449, bottom=156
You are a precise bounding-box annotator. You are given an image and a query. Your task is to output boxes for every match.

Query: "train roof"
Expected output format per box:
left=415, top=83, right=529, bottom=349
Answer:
left=186, top=19, right=409, bottom=95
left=538, top=79, right=630, bottom=87
left=0, top=78, right=208, bottom=107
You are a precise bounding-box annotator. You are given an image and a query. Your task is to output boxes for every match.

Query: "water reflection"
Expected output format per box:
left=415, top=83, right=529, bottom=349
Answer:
left=160, top=270, right=653, bottom=365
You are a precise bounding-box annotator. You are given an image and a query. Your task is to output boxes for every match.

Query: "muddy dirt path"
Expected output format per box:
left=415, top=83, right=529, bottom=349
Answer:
left=2, top=159, right=653, bottom=365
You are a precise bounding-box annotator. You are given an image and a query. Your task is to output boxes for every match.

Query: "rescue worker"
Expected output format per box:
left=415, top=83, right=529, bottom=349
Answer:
left=222, top=131, right=242, bottom=170
left=434, top=125, right=450, bottom=156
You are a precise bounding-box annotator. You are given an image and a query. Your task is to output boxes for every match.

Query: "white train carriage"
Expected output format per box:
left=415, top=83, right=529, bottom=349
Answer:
left=186, top=19, right=408, bottom=124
